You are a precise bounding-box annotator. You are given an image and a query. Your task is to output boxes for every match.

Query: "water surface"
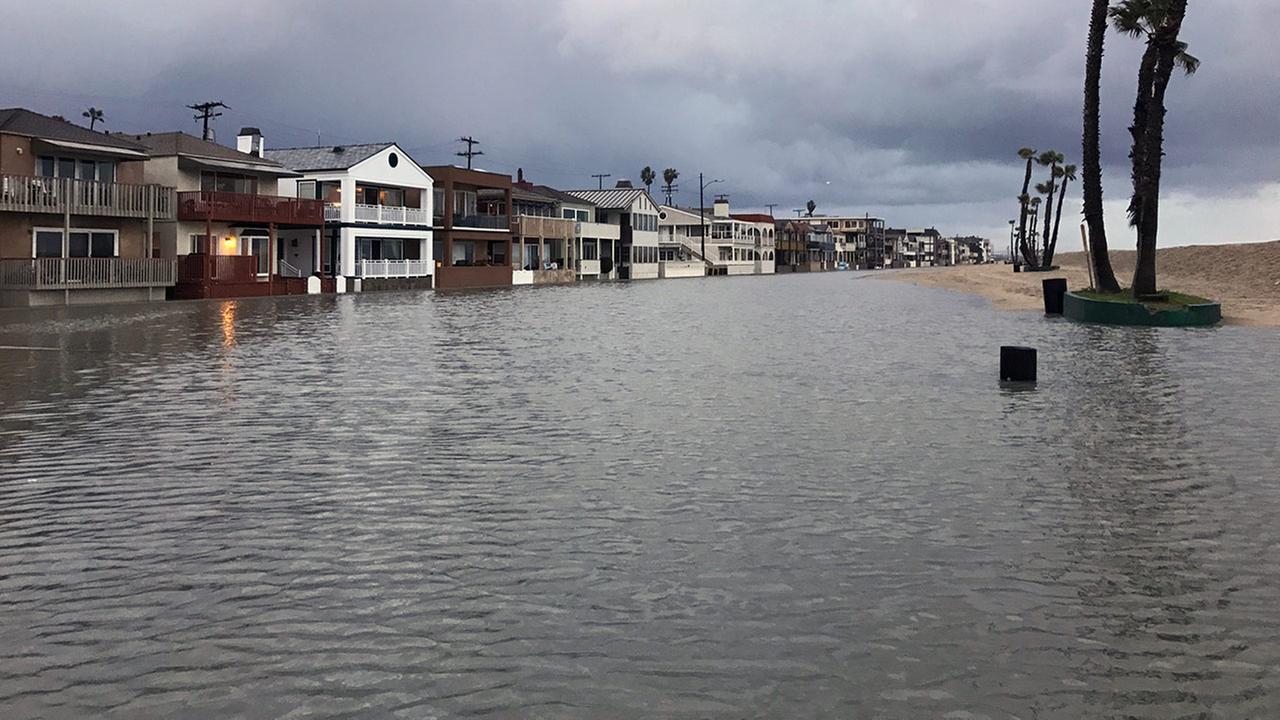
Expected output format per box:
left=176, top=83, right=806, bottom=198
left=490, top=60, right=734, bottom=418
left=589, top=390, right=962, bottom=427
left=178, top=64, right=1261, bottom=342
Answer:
left=2, top=273, right=1279, bottom=718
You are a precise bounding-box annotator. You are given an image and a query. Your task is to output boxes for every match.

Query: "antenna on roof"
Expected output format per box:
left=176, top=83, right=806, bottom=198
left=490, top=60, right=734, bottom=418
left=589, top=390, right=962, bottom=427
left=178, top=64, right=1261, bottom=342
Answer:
left=187, top=101, right=228, bottom=142
left=456, top=136, right=483, bottom=169
left=591, top=173, right=611, bottom=190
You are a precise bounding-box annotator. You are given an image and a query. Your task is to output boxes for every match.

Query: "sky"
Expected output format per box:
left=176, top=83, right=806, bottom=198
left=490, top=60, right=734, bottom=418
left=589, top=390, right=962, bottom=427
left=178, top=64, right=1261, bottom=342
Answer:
left=1, top=0, right=1276, bottom=250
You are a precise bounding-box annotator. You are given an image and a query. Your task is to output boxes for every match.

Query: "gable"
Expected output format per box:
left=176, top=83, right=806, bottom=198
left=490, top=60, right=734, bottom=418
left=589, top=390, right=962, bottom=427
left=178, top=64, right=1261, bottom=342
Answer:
left=348, top=144, right=433, bottom=188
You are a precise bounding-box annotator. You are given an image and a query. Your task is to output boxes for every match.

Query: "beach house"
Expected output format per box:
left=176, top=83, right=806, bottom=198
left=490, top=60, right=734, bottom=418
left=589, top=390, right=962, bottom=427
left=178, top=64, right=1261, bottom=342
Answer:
left=268, top=139, right=434, bottom=292
left=126, top=129, right=325, bottom=299
left=424, top=165, right=513, bottom=290
left=0, top=108, right=176, bottom=306
left=568, top=182, right=660, bottom=280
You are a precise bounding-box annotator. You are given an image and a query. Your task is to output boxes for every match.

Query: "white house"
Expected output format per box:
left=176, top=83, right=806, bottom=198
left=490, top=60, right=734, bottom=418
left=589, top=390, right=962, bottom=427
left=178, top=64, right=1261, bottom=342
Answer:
left=266, top=137, right=434, bottom=291
left=567, top=184, right=660, bottom=280
left=658, top=197, right=776, bottom=276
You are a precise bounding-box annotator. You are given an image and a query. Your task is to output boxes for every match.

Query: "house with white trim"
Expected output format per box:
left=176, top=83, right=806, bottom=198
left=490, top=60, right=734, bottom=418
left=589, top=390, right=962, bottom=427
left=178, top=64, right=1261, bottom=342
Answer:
left=267, top=138, right=434, bottom=292
left=567, top=182, right=660, bottom=280
left=657, top=196, right=776, bottom=276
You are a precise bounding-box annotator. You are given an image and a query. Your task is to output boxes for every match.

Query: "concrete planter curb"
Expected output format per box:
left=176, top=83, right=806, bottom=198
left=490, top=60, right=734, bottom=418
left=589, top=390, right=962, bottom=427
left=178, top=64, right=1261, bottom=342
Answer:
left=1063, top=291, right=1222, bottom=327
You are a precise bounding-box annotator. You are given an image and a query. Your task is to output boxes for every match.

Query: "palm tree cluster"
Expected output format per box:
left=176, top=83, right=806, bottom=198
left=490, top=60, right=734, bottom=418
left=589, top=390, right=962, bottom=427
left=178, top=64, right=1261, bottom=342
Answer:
left=1014, top=148, right=1076, bottom=270
left=661, top=168, right=679, bottom=205
left=1078, top=0, right=1197, bottom=295
left=1019, top=0, right=1196, bottom=294
left=82, top=107, right=104, bottom=131
left=639, top=166, right=656, bottom=197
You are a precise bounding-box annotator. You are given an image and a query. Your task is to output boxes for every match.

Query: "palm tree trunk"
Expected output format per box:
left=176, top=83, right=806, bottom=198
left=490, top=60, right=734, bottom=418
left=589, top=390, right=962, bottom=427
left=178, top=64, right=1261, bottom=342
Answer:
left=1082, top=0, right=1120, bottom=291
left=1132, top=1, right=1189, bottom=297
left=1128, top=42, right=1160, bottom=229
left=1017, top=158, right=1036, bottom=265
left=1046, top=175, right=1069, bottom=267
left=1041, top=165, right=1057, bottom=268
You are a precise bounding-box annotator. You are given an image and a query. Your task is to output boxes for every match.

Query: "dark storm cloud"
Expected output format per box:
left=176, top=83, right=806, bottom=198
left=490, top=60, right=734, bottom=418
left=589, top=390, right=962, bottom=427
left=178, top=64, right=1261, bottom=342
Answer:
left=1, top=0, right=1275, bottom=244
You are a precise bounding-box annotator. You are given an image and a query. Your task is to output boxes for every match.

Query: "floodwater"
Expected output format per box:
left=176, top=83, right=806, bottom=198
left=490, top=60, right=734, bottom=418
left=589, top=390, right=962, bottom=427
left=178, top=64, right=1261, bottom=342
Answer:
left=1, top=272, right=1279, bottom=719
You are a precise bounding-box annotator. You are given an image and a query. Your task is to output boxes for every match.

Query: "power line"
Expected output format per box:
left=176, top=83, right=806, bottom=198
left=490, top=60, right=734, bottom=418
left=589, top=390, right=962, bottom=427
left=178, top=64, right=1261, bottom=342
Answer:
left=591, top=173, right=611, bottom=190
left=187, top=101, right=228, bottom=142
left=456, top=136, right=483, bottom=169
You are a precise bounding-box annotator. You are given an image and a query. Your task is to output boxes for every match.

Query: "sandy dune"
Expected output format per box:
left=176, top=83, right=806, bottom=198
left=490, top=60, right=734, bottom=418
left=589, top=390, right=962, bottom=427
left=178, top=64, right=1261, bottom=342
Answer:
left=877, top=241, right=1280, bottom=326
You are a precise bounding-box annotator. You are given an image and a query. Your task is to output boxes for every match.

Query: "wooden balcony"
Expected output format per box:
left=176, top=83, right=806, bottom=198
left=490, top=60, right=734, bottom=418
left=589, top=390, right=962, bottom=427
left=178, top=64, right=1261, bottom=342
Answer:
left=0, top=174, right=175, bottom=220
left=177, top=191, right=324, bottom=225
left=0, top=257, right=176, bottom=290
left=513, top=215, right=575, bottom=240
left=177, top=253, right=261, bottom=283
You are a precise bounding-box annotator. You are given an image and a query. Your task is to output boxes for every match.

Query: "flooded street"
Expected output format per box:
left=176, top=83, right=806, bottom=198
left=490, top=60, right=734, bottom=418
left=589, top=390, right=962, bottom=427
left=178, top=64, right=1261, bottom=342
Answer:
left=2, top=273, right=1279, bottom=718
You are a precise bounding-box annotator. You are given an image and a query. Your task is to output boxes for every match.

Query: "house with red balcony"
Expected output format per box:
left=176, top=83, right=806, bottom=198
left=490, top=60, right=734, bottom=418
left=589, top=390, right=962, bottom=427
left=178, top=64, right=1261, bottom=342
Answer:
left=0, top=108, right=176, bottom=307
left=269, top=138, right=434, bottom=292
left=126, top=129, right=325, bottom=299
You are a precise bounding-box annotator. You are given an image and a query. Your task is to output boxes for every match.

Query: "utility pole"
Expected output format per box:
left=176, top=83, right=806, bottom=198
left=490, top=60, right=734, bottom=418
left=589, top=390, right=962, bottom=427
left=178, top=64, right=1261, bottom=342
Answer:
left=765, top=203, right=778, bottom=217
left=793, top=209, right=805, bottom=217
left=456, top=136, right=483, bottom=169
left=591, top=173, right=611, bottom=190
left=698, top=174, right=722, bottom=273
left=187, top=101, right=228, bottom=141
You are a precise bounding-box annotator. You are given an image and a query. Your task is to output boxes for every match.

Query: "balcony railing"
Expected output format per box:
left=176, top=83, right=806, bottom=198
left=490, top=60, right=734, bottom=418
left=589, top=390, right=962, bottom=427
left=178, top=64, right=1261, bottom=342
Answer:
left=513, top=216, right=575, bottom=239
left=0, top=174, right=175, bottom=220
left=177, top=191, right=323, bottom=225
left=0, top=257, right=176, bottom=290
left=453, top=214, right=509, bottom=230
left=356, top=259, right=433, bottom=278
left=178, top=253, right=262, bottom=283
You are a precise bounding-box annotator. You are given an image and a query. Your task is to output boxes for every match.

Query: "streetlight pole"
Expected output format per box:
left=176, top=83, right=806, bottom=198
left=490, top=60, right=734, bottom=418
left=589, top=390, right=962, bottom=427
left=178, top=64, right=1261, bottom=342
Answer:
left=698, top=173, right=722, bottom=274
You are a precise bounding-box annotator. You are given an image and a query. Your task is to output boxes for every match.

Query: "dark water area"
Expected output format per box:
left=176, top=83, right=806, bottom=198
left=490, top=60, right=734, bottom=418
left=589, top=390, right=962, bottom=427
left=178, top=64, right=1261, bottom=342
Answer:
left=2, top=273, right=1279, bottom=718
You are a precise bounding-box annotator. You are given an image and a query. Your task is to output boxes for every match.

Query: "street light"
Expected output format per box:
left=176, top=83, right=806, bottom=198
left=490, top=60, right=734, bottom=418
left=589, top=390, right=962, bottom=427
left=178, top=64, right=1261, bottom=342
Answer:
left=1008, top=219, right=1016, bottom=264
left=699, top=173, right=722, bottom=273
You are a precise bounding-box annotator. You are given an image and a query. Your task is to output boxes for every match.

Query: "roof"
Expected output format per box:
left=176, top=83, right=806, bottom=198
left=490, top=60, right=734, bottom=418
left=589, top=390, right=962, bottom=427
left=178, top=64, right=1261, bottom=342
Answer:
left=265, top=142, right=394, bottom=172
left=530, top=185, right=596, bottom=207
left=566, top=187, right=652, bottom=210
left=119, top=131, right=293, bottom=174
left=730, top=213, right=776, bottom=224
left=0, top=107, right=150, bottom=153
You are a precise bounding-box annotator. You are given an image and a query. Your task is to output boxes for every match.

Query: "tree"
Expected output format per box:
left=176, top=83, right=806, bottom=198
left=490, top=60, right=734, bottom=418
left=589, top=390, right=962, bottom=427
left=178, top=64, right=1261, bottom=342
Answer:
left=1044, top=164, right=1076, bottom=268
left=82, top=107, right=104, bottom=131
left=662, top=167, right=680, bottom=205
left=1015, top=147, right=1037, bottom=266
left=640, top=166, right=656, bottom=197
left=806, top=199, right=816, bottom=217
left=1028, top=196, right=1042, bottom=258
left=1082, top=0, right=1122, bottom=291
left=1113, top=0, right=1198, bottom=296
left=1036, top=150, right=1064, bottom=268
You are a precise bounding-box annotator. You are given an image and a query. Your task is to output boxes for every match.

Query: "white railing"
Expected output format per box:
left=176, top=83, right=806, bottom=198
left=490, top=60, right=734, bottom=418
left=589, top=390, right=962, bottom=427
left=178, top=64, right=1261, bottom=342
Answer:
left=356, top=259, right=433, bottom=278
left=351, top=203, right=430, bottom=226
left=0, top=174, right=175, bottom=220
left=278, top=259, right=304, bottom=278
left=0, top=257, right=176, bottom=290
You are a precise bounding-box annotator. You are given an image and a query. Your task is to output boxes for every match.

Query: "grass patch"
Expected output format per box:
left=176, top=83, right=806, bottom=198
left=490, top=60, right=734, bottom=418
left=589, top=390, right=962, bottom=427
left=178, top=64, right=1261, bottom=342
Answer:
left=1075, top=288, right=1214, bottom=310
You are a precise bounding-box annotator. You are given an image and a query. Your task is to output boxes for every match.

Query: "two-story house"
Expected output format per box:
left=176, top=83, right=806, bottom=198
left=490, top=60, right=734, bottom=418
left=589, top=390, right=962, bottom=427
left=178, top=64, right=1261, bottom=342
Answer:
left=0, top=108, right=176, bottom=306
left=567, top=183, right=660, bottom=281
left=126, top=129, right=324, bottom=299
left=424, top=165, right=513, bottom=290
left=268, top=139, right=434, bottom=292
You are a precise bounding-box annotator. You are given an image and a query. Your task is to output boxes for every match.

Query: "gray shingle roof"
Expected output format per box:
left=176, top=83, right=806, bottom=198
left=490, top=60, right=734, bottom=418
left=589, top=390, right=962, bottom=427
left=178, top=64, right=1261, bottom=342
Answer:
left=0, top=107, right=150, bottom=152
left=264, top=143, right=394, bottom=172
left=118, top=131, right=287, bottom=170
left=566, top=187, right=651, bottom=210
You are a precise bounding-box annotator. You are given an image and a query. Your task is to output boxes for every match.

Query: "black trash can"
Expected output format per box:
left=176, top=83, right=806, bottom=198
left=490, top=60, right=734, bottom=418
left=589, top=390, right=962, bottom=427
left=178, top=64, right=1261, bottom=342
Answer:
left=1042, top=278, right=1068, bottom=315
left=1013, top=263, right=1022, bottom=273
left=1000, top=346, right=1037, bottom=383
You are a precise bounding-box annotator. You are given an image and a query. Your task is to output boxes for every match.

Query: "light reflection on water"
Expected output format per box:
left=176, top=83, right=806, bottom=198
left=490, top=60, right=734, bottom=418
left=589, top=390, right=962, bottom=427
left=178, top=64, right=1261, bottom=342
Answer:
left=1, top=274, right=1279, bottom=718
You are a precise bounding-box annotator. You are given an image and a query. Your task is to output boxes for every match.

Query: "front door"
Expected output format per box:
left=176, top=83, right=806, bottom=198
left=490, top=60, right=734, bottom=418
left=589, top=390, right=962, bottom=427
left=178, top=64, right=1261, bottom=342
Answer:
left=248, top=236, right=270, bottom=275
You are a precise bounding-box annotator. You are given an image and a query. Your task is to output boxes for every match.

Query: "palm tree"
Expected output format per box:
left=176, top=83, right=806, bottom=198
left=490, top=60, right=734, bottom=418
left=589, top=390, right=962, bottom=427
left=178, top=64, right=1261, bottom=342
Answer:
left=640, top=166, right=656, bottom=198
left=1036, top=150, right=1063, bottom=268
left=1083, top=0, right=1121, bottom=291
left=1113, top=0, right=1198, bottom=295
left=82, top=107, right=104, bottom=131
left=1044, top=164, right=1076, bottom=268
left=1028, top=197, right=1042, bottom=261
left=662, top=168, right=679, bottom=205
left=806, top=199, right=816, bottom=217
left=1015, top=147, right=1037, bottom=265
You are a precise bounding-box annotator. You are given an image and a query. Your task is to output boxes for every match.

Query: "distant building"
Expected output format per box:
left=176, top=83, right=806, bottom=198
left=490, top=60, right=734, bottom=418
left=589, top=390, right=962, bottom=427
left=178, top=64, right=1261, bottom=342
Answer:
left=657, top=196, right=776, bottom=277
left=802, top=214, right=886, bottom=269
left=567, top=182, right=661, bottom=281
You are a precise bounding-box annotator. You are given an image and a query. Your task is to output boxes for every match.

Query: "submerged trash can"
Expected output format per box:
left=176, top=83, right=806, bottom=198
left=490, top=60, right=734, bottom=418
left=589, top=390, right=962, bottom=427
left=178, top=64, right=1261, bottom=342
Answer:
left=1000, top=346, right=1037, bottom=383
left=1042, top=278, right=1068, bottom=315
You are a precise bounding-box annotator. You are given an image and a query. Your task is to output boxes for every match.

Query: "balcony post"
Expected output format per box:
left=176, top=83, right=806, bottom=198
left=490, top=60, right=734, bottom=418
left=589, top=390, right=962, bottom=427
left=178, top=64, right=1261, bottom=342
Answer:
left=146, top=186, right=154, bottom=259
left=268, top=223, right=276, bottom=295
left=62, top=179, right=70, bottom=285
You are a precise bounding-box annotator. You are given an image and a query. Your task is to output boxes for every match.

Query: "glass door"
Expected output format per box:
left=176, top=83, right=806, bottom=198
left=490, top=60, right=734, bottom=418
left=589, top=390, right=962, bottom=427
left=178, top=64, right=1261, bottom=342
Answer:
left=248, top=236, right=270, bottom=275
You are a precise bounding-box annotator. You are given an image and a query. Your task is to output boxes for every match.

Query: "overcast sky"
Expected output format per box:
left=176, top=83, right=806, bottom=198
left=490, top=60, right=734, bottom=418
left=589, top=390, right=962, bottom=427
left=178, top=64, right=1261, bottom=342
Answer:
left=2, top=0, right=1276, bottom=249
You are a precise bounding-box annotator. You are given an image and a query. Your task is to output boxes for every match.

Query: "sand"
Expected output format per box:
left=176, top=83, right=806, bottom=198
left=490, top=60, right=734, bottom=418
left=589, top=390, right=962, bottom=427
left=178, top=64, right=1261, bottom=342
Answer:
left=876, top=241, right=1280, bottom=326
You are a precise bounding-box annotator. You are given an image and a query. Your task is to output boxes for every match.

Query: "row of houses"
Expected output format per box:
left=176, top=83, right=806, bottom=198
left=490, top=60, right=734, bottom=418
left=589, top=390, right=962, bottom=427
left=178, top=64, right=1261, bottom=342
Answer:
left=0, top=108, right=988, bottom=307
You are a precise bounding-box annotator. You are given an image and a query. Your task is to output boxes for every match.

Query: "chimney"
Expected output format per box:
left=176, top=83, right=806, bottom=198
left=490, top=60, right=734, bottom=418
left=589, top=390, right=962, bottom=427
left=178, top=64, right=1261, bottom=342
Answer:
left=517, top=168, right=524, bottom=183
left=713, top=194, right=730, bottom=218
left=615, top=179, right=633, bottom=188
left=236, top=127, right=264, bottom=157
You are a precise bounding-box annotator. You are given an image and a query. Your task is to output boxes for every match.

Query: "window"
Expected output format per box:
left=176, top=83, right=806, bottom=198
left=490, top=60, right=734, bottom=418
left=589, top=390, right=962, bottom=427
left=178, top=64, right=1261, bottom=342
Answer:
left=433, top=188, right=445, bottom=218
left=356, top=237, right=410, bottom=262
left=187, top=234, right=211, bottom=254
left=201, top=172, right=257, bottom=195
left=37, top=156, right=117, bottom=182
left=297, top=180, right=317, bottom=200
left=562, top=208, right=576, bottom=220
left=33, top=228, right=117, bottom=258
left=453, top=189, right=477, bottom=218
left=581, top=239, right=598, bottom=260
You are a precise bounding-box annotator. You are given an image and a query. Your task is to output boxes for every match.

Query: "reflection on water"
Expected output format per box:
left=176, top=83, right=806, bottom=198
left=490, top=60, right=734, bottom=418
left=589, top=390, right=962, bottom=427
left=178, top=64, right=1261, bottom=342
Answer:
left=2, top=275, right=1279, bottom=718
